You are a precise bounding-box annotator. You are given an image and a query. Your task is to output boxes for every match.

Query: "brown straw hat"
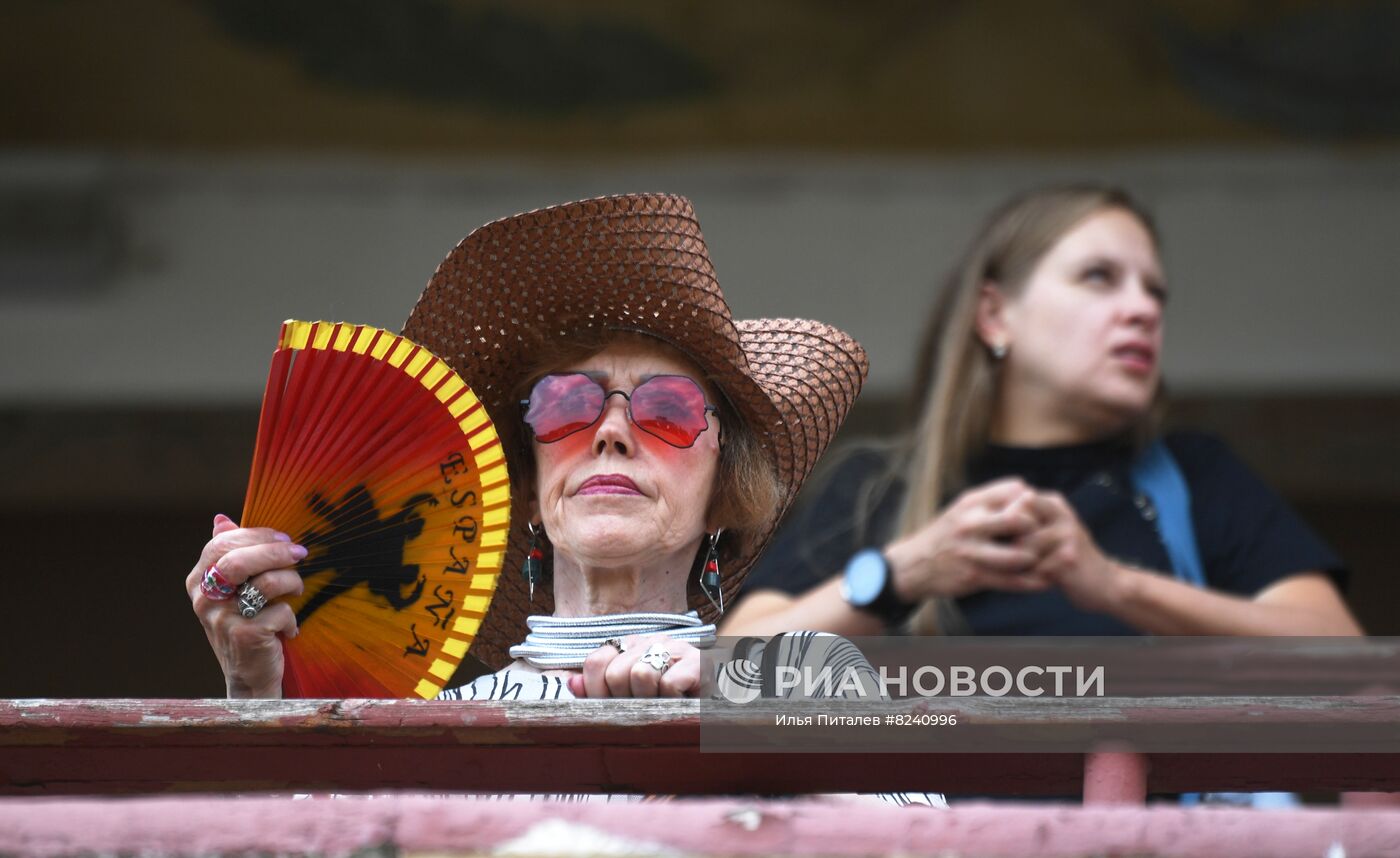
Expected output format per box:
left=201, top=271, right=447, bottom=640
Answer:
left=403, top=193, right=868, bottom=669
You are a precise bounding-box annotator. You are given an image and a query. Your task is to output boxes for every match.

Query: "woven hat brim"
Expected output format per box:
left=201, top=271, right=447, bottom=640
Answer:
left=721, top=318, right=870, bottom=610
left=402, top=194, right=867, bottom=669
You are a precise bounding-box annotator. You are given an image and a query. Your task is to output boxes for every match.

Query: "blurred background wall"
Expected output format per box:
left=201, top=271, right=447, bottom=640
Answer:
left=3, top=0, right=1398, bottom=696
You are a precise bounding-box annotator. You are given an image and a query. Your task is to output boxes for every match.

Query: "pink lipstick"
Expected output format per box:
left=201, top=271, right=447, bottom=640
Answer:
left=577, top=474, right=643, bottom=496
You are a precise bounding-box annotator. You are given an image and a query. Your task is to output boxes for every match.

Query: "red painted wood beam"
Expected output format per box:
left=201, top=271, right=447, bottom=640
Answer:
left=4, top=699, right=1399, bottom=797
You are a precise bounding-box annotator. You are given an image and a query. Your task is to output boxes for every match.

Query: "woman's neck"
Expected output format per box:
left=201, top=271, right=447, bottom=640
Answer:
left=549, top=541, right=697, bottom=617
left=990, top=388, right=1132, bottom=447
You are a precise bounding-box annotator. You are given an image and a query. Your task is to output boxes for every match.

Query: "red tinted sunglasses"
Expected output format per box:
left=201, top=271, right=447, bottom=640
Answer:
left=521, top=373, right=719, bottom=448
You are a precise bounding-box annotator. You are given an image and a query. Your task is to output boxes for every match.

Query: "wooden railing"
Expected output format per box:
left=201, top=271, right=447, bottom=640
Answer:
left=5, top=697, right=1400, bottom=857
left=4, top=697, right=1399, bottom=798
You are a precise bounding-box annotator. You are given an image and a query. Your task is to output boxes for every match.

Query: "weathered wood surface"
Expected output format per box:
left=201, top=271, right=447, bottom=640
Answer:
left=3, top=795, right=1400, bottom=858
left=3, top=698, right=1399, bottom=795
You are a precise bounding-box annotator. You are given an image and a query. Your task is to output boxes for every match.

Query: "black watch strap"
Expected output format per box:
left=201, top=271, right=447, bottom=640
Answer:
left=867, top=556, right=916, bottom=624
left=846, top=548, right=915, bottom=624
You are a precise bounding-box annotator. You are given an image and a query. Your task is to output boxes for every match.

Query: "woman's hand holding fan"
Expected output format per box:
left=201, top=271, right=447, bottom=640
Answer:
left=185, top=321, right=511, bottom=699
left=187, top=514, right=307, bottom=697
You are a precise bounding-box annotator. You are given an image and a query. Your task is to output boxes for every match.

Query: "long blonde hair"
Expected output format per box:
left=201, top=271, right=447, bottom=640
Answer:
left=898, top=186, right=1162, bottom=632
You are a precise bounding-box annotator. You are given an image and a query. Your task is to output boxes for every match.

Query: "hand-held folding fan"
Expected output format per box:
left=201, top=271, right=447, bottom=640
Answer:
left=241, top=320, right=510, bottom=699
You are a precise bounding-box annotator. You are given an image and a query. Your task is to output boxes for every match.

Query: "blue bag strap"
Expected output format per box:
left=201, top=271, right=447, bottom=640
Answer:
left=1130, top=440, right=1206, bottom=588
left=1135, top=444, right=1295, bottom=810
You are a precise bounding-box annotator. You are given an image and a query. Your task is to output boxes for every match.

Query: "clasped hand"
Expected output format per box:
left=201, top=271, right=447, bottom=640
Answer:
left=569, top=635, right=703, bottom=699
left=885, top=478, right=1124, bottom=612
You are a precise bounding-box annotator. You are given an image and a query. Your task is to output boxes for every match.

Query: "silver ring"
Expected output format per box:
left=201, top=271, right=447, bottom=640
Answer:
left=237, top=581, right=268, bottom=618
left=604, top=638, right=626, bottom=653
left=639, top=645, right=671, bottom=673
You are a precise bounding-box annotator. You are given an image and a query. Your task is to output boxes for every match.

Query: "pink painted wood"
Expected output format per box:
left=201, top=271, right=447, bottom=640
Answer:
left=2, top=795, right=1400, bottom=858
left=1083, top=749, right=1149, bottom=805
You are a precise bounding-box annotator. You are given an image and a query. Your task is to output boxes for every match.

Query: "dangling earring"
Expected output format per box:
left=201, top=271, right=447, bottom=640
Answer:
left=699, top=529, right=724, bottom=614
left=522, top=522, right=544, bottom=602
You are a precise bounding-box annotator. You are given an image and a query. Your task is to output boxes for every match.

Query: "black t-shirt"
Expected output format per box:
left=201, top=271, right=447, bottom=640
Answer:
left=742, top=432, right=1347, bottom=635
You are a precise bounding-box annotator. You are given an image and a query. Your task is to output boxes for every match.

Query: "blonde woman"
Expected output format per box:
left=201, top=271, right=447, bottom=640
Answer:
left=725, top=185, right=1361, bottom=639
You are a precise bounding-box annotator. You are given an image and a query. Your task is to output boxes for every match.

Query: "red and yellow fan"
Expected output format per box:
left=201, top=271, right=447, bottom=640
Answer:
left=241, top=320, right=510, bottom=699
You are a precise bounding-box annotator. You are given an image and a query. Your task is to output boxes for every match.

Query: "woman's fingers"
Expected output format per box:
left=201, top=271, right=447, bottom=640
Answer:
left=573, top=636, right=699, bottom=699
left=1013, top=493, right=1081, bottom=559
left=188, top=526, right=293, bottom=599
left=196, top=527, right=294, bottom=578
left=606, top=646, right=647, bottom=698
left=194, top=566, right=304, bottom=642
left=216, top=600, right=298, bottom=646
left=1018, top=524, right=1059, bottom=560
left=625, top=637, right=699, bottom=698
left=575, top=638, right=702, bottom=699
left=197, top=541, right=308, bottom=595
left=627, top=656, right=663, bottom=698
left=624, top=635, right=681, bottom=698
left=657, top=647, right=702, bottom=698
left=255, top=601, right=299, bottom=640
left=610, top=634, right=670, bottom=698
left=1023, top=491, right=1073, bottom=523
left=186, top=514, right=304, bottom=699
left=965, top=503, right=1040, bottom=541
left=217, top=544, right=308, bottom=589
left=957, top=478, right=1031, bottom=512
left=244, top=568, right=305, bottom=603
left=965, top=541, right=1040, bottom=572
left=581, top=642, right=622, bottom=699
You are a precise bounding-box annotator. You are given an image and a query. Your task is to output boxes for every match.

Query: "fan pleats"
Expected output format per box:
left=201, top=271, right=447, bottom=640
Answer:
left=241, top=321, right=510, bottom=699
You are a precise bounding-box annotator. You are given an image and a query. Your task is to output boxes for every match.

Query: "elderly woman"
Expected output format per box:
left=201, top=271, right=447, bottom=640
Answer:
left=186, top=193, right=870, bottom=700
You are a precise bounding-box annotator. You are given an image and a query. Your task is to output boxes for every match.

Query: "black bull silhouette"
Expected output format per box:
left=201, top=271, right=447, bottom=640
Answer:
left=295, top=486, right=436, bottom=625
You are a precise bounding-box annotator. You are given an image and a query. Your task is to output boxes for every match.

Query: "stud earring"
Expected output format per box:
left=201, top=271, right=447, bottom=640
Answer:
left=699, top=529, right=724, bottom=614
left=522, top=522, right=544, bottom=602
left=991, top=342, right=1008, bottom=360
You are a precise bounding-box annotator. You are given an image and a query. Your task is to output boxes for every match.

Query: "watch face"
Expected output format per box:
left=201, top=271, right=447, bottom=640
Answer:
left=844, top=549, right=887, bottom=606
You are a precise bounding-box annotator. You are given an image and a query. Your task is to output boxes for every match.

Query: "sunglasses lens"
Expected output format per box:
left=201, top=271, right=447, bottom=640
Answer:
left=631, top=376, right=711, bottom=447
left=525, top=374, right=604, bottom=442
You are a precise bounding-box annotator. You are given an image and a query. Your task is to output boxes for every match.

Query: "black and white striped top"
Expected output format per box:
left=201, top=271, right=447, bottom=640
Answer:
left=437, top=670, right=570, bottom=701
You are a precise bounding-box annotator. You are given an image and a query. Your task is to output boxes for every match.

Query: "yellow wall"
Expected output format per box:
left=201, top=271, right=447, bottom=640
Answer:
left=6, top=0, right=1394, bottom=153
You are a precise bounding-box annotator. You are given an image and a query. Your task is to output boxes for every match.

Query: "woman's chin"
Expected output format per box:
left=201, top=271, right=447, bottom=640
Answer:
left=547, top=495, right=705, bottom=566
left=558, top=518, right=666, bottom=564
left=562, top=522, right=706, bottom=570
left=1086, top=389, right=1154, bottom=433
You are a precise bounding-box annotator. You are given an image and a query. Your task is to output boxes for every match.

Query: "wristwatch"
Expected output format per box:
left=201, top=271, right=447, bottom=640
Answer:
left=840, top=547, right=914, bottom=622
